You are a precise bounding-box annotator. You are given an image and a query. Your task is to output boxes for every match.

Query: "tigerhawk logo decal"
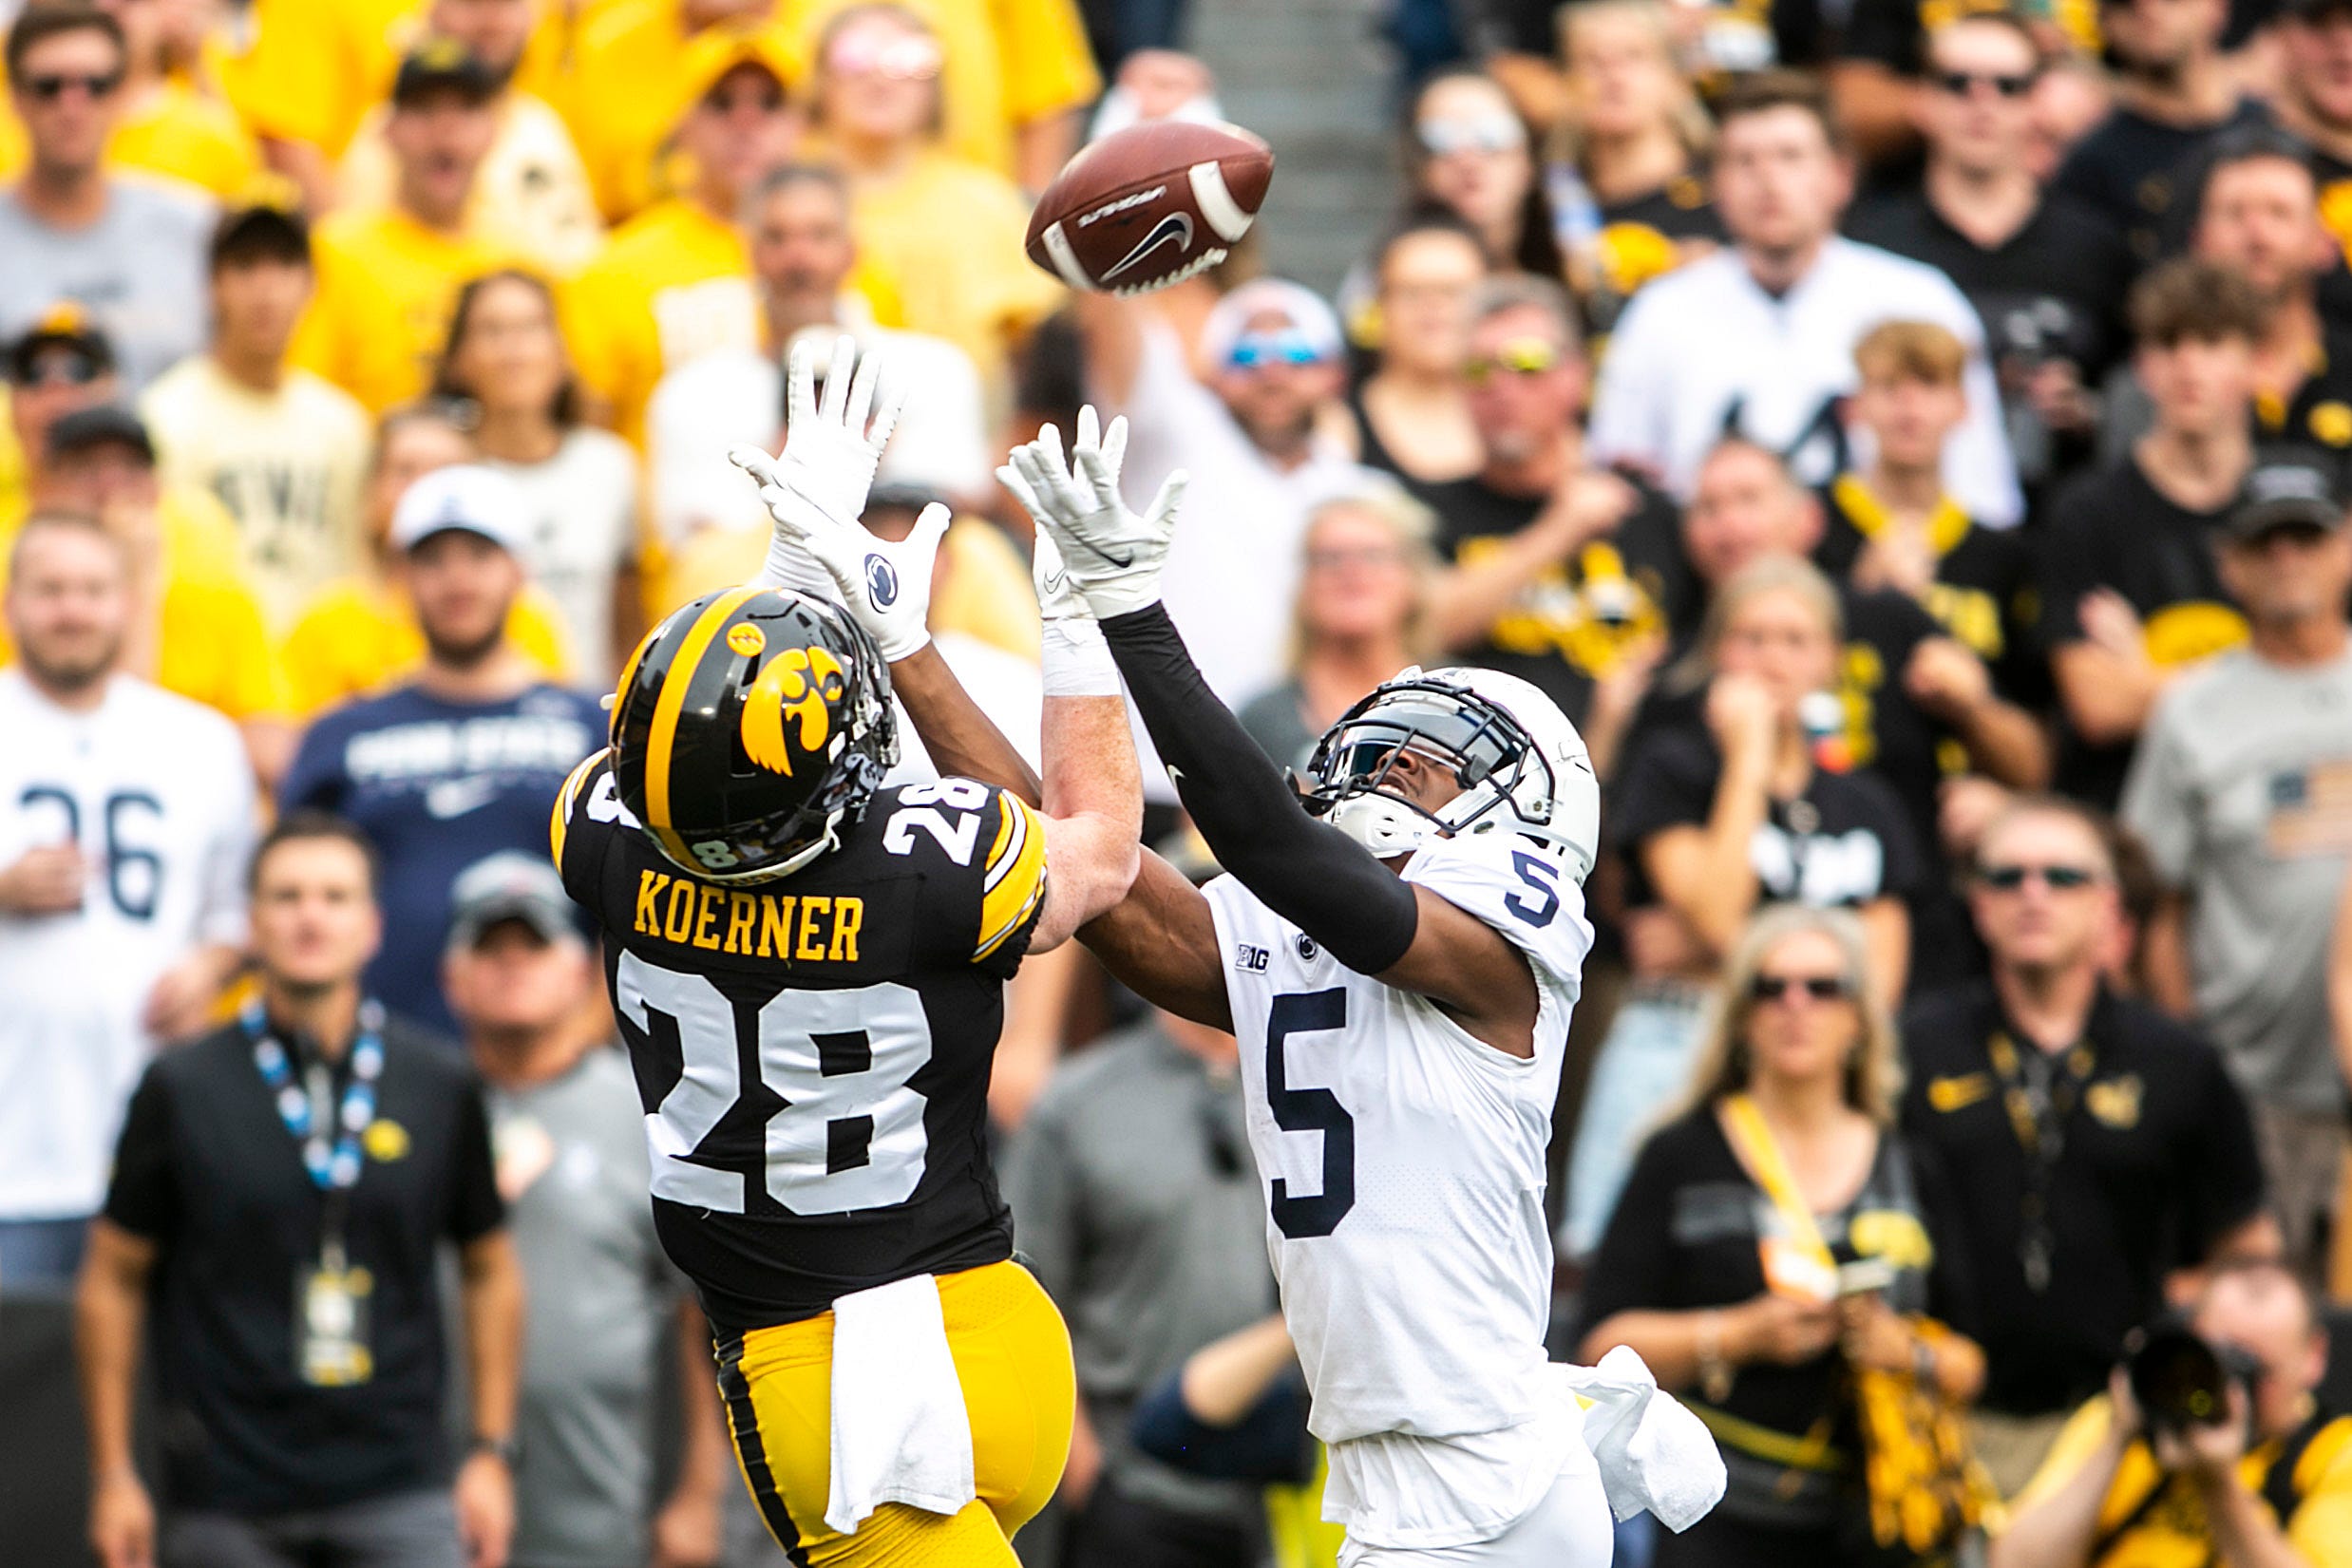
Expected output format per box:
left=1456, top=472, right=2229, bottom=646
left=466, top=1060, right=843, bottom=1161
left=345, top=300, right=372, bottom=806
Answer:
left=742, top=646, right=845, bottom=776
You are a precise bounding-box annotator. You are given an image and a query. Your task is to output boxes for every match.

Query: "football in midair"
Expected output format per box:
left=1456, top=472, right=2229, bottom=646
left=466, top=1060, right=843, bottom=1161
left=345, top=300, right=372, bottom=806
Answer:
left=1025, top=120, right=1275, bottom=295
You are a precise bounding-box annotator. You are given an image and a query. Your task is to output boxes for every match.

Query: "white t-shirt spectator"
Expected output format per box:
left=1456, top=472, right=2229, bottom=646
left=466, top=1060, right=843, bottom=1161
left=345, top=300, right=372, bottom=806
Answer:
left=1588, top=237, right=2022, bottom=526
left=1106, top=322, right=1379, bottom=705
left=0, top=176, right=216, bottom=389
left=0, top=671, right=255, bottom=1220
left=647, top=321, right=992, bottom=551
left=484, top=427, right=639, bottom=687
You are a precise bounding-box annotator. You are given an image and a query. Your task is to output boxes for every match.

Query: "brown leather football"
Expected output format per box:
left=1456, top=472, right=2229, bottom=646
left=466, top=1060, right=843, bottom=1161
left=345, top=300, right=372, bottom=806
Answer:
left=1025, top=121, right=1275, bottom=295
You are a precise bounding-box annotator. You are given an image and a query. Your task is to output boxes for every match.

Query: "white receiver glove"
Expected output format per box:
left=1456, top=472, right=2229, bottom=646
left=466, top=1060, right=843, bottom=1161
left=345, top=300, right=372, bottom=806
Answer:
left=996, top=405, right=1185, bottom=621
left=730, top=333, right=907, bottom=599
left=765, top=497, right=951, bottom=663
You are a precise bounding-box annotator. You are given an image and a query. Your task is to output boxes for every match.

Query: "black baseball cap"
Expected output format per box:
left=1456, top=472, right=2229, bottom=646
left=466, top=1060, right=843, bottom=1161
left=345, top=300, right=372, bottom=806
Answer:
left=2229, top=449, right=2346, bottom=539
left=6, top=302, right=114, bottom=386
left=208, top=203, right=311, bottom=270
left=46, top=405, right=156, bottom=465
left=391, top=36, right=501, bottom=107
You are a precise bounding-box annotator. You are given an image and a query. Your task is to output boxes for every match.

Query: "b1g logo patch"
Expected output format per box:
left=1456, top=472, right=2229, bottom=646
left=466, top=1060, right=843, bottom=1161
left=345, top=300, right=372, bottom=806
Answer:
left=1235, top=943, right=1269, bottom=973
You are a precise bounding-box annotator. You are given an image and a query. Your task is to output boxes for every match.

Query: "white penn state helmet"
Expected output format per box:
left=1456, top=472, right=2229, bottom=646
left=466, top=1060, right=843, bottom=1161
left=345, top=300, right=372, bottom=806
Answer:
left=1301, top=665, right=1601, bottom=883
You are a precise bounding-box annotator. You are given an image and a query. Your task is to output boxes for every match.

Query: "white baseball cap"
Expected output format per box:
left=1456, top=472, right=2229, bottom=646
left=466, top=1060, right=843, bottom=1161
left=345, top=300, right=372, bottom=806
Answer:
left=390, top=464, right=532, bottom=555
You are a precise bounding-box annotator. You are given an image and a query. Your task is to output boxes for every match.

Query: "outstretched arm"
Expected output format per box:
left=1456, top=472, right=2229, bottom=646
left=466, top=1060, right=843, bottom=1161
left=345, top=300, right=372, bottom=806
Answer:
left=1005, top=415, right=1541, bottom=1052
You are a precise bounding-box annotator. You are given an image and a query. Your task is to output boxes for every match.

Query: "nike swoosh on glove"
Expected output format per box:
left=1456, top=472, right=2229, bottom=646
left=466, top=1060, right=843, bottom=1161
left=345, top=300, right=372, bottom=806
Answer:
left=996, top=405, right=1185, bottom=621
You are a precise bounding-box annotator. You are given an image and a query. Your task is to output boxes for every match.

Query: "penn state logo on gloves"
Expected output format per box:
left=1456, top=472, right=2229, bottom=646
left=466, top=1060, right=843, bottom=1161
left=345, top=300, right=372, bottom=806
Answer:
left=864, top=554, right=900, bottom=610
left=742, top=646, right=847, bottom=777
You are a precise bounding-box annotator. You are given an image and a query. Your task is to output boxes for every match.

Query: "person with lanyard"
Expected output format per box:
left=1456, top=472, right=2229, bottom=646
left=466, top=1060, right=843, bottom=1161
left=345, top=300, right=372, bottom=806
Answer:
left=1577, top=903, right=1985, bottom=1568
left=76, top=812, right=521, bottom=1568
left=1897, top=793, right=2278, bottom=1502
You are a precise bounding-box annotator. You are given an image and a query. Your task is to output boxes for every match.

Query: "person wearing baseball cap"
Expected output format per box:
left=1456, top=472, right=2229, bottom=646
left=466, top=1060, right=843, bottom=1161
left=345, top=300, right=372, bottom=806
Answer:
left=564, top=15, right=908, bottom=452
left=288, top=37, right=522, bottom=413
left=442, top=849, right=734, bottom=1568
left=281, top=461, right=602, bottom=1040
left=337, top=1, right=605, bottom=279
left=2122, top=445, right=2352, bottom=1280
left=4, top=303, right=122, bottom=530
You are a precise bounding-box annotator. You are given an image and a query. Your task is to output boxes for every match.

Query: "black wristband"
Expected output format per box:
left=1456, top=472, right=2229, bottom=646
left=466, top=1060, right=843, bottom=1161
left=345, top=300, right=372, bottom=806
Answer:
left=1100, top=604, right=1419, bottom=974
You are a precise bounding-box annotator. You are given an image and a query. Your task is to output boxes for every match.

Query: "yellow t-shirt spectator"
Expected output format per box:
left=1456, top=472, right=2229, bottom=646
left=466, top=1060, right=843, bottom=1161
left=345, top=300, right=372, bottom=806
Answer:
left=290, top=207, right=520, bottom=412
left=110, top=79, right=265, bottom=200
left=561, top=196, right=901, bottom=448
left=279, top=574, right=577, bottom=716
left=843, top=148, right=1062, bottom=398
left=559, top=0, right=720, bottom=224
left=2011, top=1396, right=2352, bottom=1568
left=216, top=0, right=418, bottom=157
left=339, top=91, right=604, bottom=278
left=789, top=0, right=1100, bottom=179
left=140, top=355, right=375, bottom=632
left=0, top=500, right=286, bottom=722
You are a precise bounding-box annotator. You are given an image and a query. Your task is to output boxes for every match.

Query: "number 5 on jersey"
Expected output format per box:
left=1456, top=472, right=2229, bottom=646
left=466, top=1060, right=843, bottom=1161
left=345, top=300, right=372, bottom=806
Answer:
left=1266, top=989, right=1354, bottom=1239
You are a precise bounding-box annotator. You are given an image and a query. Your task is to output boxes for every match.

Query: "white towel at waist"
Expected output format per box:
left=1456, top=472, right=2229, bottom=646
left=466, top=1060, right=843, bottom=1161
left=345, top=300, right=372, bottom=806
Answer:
left=824, top=1273, right=978, bottom=1536
left=1557, top=1347, right=1727, bottom=1532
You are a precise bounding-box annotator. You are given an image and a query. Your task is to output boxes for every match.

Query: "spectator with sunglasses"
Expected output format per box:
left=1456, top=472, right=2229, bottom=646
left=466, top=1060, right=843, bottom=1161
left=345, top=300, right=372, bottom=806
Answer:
left=1075, top=276, right=1375, bottom=716
left=1001, top=956, right=1278, bottom=1568
left=1397, top=67, right=1565, bottom=284
left=1577, top=902, right=1983, bottom=1568
left=2122, top=451, right=2352, bottom=1283
left=1899, top=793, right=2274, bottom=1496
left=1412, top=275, right=1687, bottom=727
left=0, top=5, right=215, bottom=392
left=1847, top=13, right=2129, bottom=490
left=2, top=305, right=124, bottom=532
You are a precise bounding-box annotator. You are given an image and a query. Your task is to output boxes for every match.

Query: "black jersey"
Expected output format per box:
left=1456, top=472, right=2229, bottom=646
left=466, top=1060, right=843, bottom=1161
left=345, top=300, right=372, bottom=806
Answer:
left=552, top=750, right=1049, bottom=1332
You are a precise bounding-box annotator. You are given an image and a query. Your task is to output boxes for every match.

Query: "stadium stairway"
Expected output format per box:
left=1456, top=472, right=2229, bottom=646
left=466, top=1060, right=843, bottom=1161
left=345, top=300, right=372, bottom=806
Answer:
left=1188, top=0, right=1399, bottom=296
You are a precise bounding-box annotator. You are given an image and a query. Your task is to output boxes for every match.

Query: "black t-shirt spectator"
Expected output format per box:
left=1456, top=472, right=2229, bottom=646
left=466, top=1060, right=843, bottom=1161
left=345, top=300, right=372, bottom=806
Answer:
left=1897, top=981, right=2267, bottom=1416
left=1815, top=476, right=2048, bottom=708
left=1610, top=719, right=1925, bottom=912
left=104, top=1016, right=504, bottom=1515
left=1410, top=467, right=1696, bottom=722
left=1574, top=1111, right=1978, bottom=1519
left=2035, top=456, right=2245, bottom=807
left=2054, top=98, right=2271, bottom=269
left=1584, top=175, right=1727, bottom=338
left=2255, top=330, right=2352, bottom=453
left=1843, top=185, right=2131, bottom=387
left=2303, top=147, right=2352, bottom=331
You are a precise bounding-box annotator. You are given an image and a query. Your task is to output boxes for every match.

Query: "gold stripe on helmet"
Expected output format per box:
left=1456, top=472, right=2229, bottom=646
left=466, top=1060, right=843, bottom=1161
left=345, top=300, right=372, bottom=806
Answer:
left=645, top=586, right=765, bottom=866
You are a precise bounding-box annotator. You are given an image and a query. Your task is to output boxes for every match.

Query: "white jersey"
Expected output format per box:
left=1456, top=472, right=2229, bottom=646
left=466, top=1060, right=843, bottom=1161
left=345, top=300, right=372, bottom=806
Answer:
left=1204, top=832, right=1596, bottom=1549
left=0, top=671, right=256, bottom=1218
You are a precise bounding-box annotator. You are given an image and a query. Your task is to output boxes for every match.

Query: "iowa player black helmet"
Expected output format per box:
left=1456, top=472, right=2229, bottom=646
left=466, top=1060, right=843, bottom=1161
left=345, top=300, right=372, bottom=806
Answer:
left=610, top=586, right=898, bottom=881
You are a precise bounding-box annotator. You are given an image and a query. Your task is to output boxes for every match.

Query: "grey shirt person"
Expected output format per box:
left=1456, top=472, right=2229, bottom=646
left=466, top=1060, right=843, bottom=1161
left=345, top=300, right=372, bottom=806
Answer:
left=2120, top=644, right=2352, bottom=1112
left=1002, top=1020, right=1278, bottom=1526
left=484, top=1043, right=684, bottom=1568
left=0, top=179, right=214, bottom=389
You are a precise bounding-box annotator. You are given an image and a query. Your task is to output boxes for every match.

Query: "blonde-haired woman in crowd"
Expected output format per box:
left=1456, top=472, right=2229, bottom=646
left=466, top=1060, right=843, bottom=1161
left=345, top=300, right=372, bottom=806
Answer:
left=1578, top=903, right=1985, bottom=1568
left=1550, top=1, right=1721, bottom=332
left=1237, top=488, right=1440, bottom=777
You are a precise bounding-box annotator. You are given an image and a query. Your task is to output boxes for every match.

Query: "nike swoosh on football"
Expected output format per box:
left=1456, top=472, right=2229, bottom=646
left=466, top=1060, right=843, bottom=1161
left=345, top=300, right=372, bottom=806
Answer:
left=1100, top=211, right=1194, bottom=284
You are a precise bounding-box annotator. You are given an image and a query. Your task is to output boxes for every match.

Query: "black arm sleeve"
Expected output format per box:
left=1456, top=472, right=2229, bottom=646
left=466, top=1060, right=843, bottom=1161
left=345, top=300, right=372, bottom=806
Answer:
left=1100, top=604, right=1420, bottom=974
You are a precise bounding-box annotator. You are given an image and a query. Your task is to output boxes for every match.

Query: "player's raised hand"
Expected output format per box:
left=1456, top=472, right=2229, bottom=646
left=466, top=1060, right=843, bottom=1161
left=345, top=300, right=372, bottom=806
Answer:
left=783, top=499, right=951, bottom=663
left=728, top=334, right=907, bottom=597
left=997, top=405, right=1185, bottom=620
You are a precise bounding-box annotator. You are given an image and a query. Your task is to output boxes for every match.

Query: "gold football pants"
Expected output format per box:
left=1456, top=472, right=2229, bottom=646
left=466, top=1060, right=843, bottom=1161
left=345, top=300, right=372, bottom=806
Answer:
left=716, top=1260, right=1075, bottom=1566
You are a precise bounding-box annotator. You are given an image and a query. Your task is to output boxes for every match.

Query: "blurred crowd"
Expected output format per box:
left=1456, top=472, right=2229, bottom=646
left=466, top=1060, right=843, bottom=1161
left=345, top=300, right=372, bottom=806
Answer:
left=9, top=0, right=2352, bottom=1564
